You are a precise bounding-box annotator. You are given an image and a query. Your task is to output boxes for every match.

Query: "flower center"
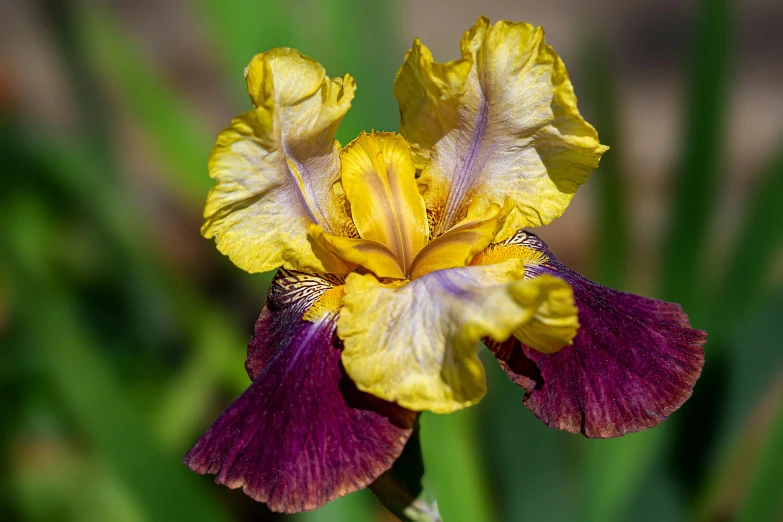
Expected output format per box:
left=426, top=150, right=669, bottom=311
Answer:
left=309, top=131, right=512, bottom=280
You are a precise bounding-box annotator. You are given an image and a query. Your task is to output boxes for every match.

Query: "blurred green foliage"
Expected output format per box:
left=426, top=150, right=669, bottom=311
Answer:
left=1, top=0, right=781, bottom=521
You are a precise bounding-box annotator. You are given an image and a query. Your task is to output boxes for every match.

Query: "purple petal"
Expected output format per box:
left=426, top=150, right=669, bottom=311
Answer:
left=185, top=270, right=415, bottom=512
left=246, top=269, right=346, bottom=380
left=488, top=231, right=706, bottom=438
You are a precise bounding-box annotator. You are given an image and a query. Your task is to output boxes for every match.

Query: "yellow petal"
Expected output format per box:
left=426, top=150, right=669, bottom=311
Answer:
left=394, top=39, right=473, bottom=170
left=340, top=131, right=429, bottom=271
left=309, top=224, right=405, bottom=280
left=510, top=274, right=579, bottom=354
left=338, top=260, right=576, bottom=413
left=408, top=199, right=513, bottom=280
left=203, top=48, right=356, bottom=274
left=395, top=17, right=608, bottom=238
left=470, top=228, right=578, bottom=354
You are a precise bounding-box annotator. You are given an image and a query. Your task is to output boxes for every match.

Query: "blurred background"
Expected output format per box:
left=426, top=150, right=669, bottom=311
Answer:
left=1, top=0, right=781, bottom=520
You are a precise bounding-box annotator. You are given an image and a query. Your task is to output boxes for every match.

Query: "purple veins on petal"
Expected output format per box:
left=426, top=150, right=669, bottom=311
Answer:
left=488, top=232, right=706, bottom=438
left=184, top=270, right=415, bottom=513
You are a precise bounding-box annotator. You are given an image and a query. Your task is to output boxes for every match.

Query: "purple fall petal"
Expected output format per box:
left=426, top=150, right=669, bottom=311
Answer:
left=488, top=232, right=706, bottom=438
left=246, top=270, right=346, bottom=380
left=185, top=271, right=415, bottom=512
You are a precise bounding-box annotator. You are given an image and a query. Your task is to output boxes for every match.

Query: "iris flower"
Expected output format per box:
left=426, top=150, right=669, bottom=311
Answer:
left=184, top=17, right=706, bottom=513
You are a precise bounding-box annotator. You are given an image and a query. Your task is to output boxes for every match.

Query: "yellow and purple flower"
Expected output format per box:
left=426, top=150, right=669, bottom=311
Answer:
left=184, top=17, right=707, bottom=513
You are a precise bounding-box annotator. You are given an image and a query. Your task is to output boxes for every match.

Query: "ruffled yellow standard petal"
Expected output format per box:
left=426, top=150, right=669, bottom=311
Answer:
left=340, top=131, right=429, bottom=270
left=202, top=48, right=357, bottom=274
left=393, top=39, right=472, bottom=170
left=408, top=199, right=513, bottom=280
left=395, top=17, right=609, bottom=238
left=337, top=260, right=577, bottom=413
